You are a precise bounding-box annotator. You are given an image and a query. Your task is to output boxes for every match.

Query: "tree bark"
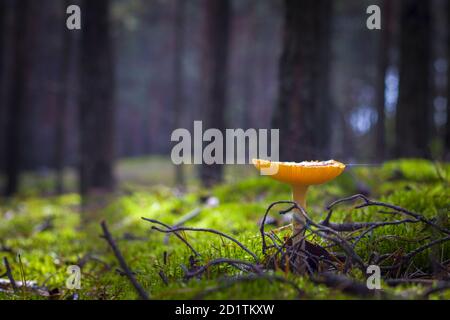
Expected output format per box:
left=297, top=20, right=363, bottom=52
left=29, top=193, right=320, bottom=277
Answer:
left=0, top=0, right=6, bottom=172
left=54, top=0, right=74, bottom=195
left=446, top=0, right=450, bottom=159
left=199, top=0, right=231, bottom=187
left=375, top=0, right=393, bottom=161
left=4, top=0, right=32, bottom=196
left=173, top=0, right=186, bottom=187
left=241, top=18, right=255, bottom=129
left=272, top=0, right=333, bottom=161
left=395, top=0, right=432, bottom=158
left=79, top=0, right=116, bottom=197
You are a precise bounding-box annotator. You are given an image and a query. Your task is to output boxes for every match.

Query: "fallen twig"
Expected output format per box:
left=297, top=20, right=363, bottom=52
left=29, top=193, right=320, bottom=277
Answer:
left=142, top=218, right=201, bottom=257
left=327, top=194, right=450, bottom=235
left=164, top=208, right=202, bottom=244
left=403, top=236, right=450, bottom=263
left=139, top=194, right=449, bottom=299
left=350, top=218, right=419, bottom=248
left=184, top=258, right=262, bottom=279
left=100, top=221, right=149, bottom=300
left=2, top=257, right=18, bottom=293
left=380, top=236, right=450, bottom=271
left=260, top=201, right=296, bottom=254
left=143, top=217, right=259, bottom=262
left=76, top=253, right=111, bottom=270
left=159, top=270, right=169, bottom=286
left=323, top=218, right=419, bottom=233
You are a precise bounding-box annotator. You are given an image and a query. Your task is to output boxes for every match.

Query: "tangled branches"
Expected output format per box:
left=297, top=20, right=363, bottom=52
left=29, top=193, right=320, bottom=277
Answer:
left=140, top=194, right=450, bottom=299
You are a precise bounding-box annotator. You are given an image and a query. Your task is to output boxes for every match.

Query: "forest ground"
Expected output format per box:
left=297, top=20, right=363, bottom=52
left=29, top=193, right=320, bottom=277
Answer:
left=0, top=157, right=449, bottom=299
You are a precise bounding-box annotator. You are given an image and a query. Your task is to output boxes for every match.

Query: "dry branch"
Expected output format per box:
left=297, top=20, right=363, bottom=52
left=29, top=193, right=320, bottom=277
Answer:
left=142, top=218, right=200, bottom=257
left=327, top=194, right=450, bottom=235
left=143, top=217, right=258, bottom=262
left=2, top=257, right=18, bottom=293
left=140, top=194, right=449, bottom=299
left=184, top=258, right=262, bottom=279
left=100, top=221, right=150, bottom=300
left=163, top=208, right=201, bottom=244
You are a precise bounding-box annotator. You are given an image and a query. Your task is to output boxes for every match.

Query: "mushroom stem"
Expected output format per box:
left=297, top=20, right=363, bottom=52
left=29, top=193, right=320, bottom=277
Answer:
left=291, top=184, right=308, bottom=273
left=292, top=184, right=308, bottom=208
left=291, top=184, right=308, bottom=244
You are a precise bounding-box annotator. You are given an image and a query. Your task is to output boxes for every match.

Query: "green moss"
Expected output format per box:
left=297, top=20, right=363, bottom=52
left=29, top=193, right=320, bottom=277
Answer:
left=0, top=159, right=448, bottom=300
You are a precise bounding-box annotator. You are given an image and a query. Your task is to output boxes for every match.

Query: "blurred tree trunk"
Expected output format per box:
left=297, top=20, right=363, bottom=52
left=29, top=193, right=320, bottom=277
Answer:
left=200, top=0, right=231, bottom=187
left=4, top=0, right=31, bottom=196
left=173, top=0, right=186, bottom=187
left=54, top=0, right=73, bottom=195
left=242, top=29, right=255, bottom=129
left=79, top=0, right=116, bottom=198
left=395, top=0, right=431, bottom=158
left=0, top=0, right=4, bottom=85
left=241, top=8, right=255, bottom=129
left=446, top=0, right=450, bottom=159
left=375, top=0, right=393, bottom=161
left=272, top=0, right=332, bottom=161
left=0, top=0, right=6, bottom=172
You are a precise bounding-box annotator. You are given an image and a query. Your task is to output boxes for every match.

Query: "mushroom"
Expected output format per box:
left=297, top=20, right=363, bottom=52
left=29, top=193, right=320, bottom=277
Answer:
left=252, top=159, right=346, bottom=272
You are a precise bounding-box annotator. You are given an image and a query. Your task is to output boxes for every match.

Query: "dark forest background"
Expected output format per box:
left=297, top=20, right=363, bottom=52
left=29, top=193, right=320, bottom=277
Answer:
left=0, top=0, right=449, bottom=197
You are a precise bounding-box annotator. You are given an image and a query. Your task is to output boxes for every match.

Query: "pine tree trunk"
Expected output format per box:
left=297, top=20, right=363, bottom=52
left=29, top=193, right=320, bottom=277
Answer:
left=395, top=0, right=431, bottom=158
left=54, top=0, right=73, bottom=195
left=199, top=0, right=231, bottom=187
left=375, top=0, right=392, bottom=161
left=446, top=0, right=450, bottom=159
left=4, top=0, right=31, bottom=196
left=0, top=0, right=6, bottom=172
left=273, top=0, right=333, bottom=161
left=173, top=0, right=186, bottom=187
left=79, top=0, right=116, bottom=197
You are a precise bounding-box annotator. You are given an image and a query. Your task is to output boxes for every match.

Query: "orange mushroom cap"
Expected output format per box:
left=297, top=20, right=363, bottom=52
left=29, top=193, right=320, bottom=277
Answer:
left=252, top=159, right=346, bottom=186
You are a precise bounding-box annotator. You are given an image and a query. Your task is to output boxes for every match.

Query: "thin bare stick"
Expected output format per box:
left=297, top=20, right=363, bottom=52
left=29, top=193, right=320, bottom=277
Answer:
left=323, top=218, right=418, bottom=232
left=350, top=218, right=419, bottom=248
left=266, top=227, right=307, bottom=268
left=327, top=194, right=370, bottom=210
left=328, top=194, right=450, bottom=235
left=403, top=236, right=450, bottom=262
left=142, top=218, right=200, bottom=257
left=381, top=236, right=450, bottom=271
left=2, top=257, right=18, bottom=293
left=260, top=200, right=304, bottom=254
left=164, top=208, right=201, bottom=244
left=100, top=221, right=149, bottom=300
left=158, top=270, right=169, bottom=286
left=143, top=218, right=258, bottom=262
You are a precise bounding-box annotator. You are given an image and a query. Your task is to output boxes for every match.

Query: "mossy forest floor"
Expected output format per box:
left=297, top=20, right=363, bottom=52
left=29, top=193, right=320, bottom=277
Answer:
left=0, top=158, right=449, bottom=300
